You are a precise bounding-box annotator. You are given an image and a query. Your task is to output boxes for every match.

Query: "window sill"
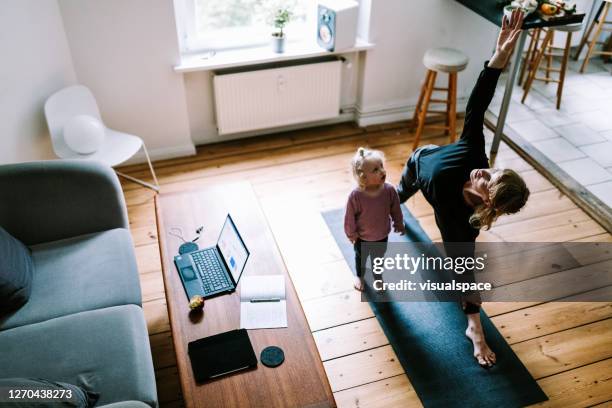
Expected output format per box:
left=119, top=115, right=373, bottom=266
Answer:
left=174, top=39, right=374, bottom=73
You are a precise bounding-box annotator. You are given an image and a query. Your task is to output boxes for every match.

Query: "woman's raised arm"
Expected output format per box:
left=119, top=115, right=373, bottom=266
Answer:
left=461, top=9, right=524, bottom=146
left=488, top=9, right=525, bottom=69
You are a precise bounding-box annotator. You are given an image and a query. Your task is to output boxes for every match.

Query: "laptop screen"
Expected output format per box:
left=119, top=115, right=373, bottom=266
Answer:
left=217, top=215, right=249, bottom=284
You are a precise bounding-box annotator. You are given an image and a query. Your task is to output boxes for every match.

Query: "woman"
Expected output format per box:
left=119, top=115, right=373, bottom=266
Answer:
left=397, top=10, right=529, bottom=367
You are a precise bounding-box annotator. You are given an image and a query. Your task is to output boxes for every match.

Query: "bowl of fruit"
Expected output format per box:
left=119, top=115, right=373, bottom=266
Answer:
left=539, top=1, right=577, bottom=18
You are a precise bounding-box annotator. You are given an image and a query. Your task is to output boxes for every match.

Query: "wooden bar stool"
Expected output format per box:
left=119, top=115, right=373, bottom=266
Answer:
left=574, top=0, right=612, bottom=71
left=411, top=47, right=468, bottom=150
left=522, top=23, right=583, bottom=109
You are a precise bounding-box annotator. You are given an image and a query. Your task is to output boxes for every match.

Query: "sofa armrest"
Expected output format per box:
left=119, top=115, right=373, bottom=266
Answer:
left=0, top=160, right=129, bottom=245
left=98, top=401, right=153, bottom=408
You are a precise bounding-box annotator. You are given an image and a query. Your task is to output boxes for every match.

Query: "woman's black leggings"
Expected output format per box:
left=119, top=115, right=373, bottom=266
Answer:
left=397, top=145, right=436, bottom=203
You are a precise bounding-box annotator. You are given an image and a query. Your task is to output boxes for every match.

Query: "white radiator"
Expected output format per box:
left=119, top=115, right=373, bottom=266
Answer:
left=213, top=59, right=342, bottom=135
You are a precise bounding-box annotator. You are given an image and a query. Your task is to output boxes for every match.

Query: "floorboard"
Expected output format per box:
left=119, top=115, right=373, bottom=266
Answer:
left=514, top=319, right=612, bottom=379
left=314, top=317, right=389, bottom=361
left=536, top=359, right=612, bottom=407
left=493, top=302, right=612, bottom=344
left=323, top=345, right=404, bottom=392
left=333, top=374, right=421, bottom=408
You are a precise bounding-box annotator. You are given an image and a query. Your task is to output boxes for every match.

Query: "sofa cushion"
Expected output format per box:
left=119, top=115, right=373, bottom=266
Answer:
left=0, top=228, right=141, bottom=331
left=0, top=226, right=34, bottom=312
left=0, top=377, right=99, bottom=407
left=0, top=305, right=157, bottom=407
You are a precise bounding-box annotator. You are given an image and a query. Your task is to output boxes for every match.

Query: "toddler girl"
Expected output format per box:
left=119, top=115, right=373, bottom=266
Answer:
left=344, top=147, right=405, bottom=291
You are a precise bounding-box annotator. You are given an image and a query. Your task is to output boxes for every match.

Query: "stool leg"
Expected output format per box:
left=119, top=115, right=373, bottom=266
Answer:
left=412, top=70, right=437, bottom=151
left=581, top=2, right=610, bottom=73
left=545, top=30, right=554, bottom=84
left=557, top=32, right=572, bottom=109
left=519, top=29, right=539, bottom=86
left=411, top=70, right=430, bottom=131
left=448, top=72, right=457, bottom=143
left=523, top=30, right=553, bottom=104
left=523, top=29, right=543, bottom=90
left=573, top=1, right=604, bottom=60
left=445, top=73, right=452, bottom=136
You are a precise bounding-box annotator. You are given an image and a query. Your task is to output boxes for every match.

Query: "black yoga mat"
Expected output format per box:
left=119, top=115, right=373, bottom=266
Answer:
left=322, top=206, right=548, bottom=408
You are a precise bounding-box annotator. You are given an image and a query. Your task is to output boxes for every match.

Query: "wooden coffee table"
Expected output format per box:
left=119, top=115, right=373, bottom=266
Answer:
left=155, top=182, right=335, bottom=408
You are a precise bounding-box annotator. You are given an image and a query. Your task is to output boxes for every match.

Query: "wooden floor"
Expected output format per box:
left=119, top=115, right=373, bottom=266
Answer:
left=118, top=121, right=612, bottom=408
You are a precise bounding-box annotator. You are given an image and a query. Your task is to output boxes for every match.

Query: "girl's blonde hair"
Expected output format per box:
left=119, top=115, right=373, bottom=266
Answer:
left=469, top=169, right=530, bottom=230
left=350, top=147, right=385, bottom=188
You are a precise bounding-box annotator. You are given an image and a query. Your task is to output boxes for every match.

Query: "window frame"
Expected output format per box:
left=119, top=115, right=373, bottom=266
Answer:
left=174, top=0, right=315, bottom=55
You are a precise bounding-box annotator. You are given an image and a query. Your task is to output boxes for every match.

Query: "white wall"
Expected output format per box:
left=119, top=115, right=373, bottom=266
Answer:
left=357, top=0, right=499, bottom=125
left=58, top=0, right=195, bottom=161
left=0, top=0, right=77, bottom=164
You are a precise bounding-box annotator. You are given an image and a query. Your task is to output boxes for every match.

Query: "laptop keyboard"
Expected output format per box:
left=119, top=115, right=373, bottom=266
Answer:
left=191, top=250, right=231, bottom=293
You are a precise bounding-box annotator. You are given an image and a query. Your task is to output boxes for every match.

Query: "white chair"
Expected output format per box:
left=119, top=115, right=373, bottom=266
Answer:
left=44, top=85, right=159, bottom=191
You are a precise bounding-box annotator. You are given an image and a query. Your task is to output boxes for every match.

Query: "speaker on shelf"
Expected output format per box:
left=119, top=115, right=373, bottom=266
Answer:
left=317, top=0, right=359, bottom=52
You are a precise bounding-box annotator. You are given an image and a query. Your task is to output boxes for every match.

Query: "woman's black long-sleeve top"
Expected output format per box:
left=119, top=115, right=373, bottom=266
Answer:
left=415, top=62, right=503, bottom=244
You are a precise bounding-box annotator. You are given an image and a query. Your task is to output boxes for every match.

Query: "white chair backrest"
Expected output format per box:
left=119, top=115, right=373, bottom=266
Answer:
left=44, top=85, right=103, bottom=154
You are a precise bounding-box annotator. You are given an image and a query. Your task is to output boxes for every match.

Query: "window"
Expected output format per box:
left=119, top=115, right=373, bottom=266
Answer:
left=175, top=0, right=315, bottom=54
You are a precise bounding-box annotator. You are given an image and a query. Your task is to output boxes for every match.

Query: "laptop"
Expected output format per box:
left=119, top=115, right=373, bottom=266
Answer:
left=174, top=214, right=249, bottom=299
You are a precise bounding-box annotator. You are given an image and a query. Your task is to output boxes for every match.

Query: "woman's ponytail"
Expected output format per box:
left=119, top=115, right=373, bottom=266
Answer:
left=469, top=205, right=498, bottom=230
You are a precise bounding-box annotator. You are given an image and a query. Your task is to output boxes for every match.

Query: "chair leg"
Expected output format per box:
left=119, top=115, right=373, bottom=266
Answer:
left=142, top=142, right=160, bottom=188
left=557, top=32, right=572, bottom=110
left=448, top=72, right=457, bottom=143
left=581, top=2, right=610, bottom=73
left=412, top=70, right=436, bottom=151
left=115, top=143, right=160, bottom=192
left=573, top=1, right=604, bottom=60
left=411, top=70, right=430, bottom=131
left=523, top=30, right=553, bottom=104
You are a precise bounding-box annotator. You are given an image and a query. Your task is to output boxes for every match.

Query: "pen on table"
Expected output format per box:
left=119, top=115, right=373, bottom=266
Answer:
left=250, top=298, right=281, bottom=303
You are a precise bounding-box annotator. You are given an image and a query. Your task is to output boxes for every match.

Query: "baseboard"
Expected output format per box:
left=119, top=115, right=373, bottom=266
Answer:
left=178, top=97, right=472, bottom=155
left=356, top=98, right=469, bottom=127
left=124, top=143, right=196, bottom=165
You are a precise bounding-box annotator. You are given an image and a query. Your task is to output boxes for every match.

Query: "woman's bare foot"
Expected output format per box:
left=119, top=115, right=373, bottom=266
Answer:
left=465, top=314, right=496, bottom=367
left=353, top=276, right=365, bottom=291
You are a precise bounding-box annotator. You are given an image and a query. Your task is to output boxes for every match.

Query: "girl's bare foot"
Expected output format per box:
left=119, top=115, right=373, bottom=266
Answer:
left=354, top=277, right=365, bottom=291
left=465, top=314, right=496, bottom=367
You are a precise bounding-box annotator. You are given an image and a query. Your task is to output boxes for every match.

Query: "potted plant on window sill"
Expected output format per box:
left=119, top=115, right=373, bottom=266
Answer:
left=271, top=8, right=291, bottom=53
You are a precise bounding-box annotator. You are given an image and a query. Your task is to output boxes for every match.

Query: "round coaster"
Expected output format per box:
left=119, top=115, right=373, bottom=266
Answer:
left=260, top=346, right=284, bottom=368
left=179, top=242, right=199, bottom=254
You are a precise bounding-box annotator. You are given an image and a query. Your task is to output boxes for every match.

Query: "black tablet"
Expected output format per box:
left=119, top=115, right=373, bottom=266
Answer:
left=188, top=329, right=257, bottom=382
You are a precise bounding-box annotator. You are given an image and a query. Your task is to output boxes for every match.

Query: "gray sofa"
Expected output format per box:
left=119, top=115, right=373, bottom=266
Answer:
left=0, top=160, right=158, bottom=407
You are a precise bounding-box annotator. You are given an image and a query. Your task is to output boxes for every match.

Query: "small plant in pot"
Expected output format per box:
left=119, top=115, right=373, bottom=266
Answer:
left=271, top=8, right=291, bottom=53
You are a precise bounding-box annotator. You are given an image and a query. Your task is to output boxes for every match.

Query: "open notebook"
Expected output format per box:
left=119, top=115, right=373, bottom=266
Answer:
left=240, top=275, right=287, bottom=329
